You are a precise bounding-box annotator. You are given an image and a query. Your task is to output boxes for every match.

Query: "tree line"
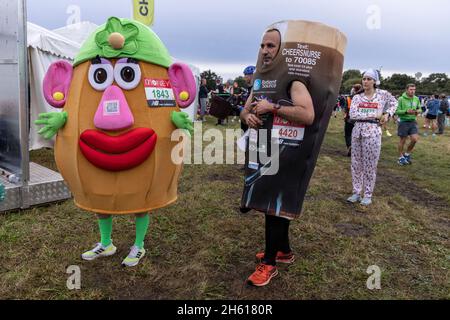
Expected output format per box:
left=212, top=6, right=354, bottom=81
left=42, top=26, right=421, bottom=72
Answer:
left=200, top=70, right=247, bottom=91
left=341, top=70, right=450, bottom=96
left=201, top=69, right=450, bottom=97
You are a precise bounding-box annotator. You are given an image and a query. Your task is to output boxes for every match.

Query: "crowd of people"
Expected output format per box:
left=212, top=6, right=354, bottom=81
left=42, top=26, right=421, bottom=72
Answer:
left=338, top=88, right=450, bottom=142
left=197, top=67, right=256, bottom=125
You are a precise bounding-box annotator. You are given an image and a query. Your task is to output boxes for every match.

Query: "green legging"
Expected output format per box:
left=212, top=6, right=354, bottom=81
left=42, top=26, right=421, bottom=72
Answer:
left=134, top=214, right=150, bottom=249
left=98, top=214, right=150, bottom=249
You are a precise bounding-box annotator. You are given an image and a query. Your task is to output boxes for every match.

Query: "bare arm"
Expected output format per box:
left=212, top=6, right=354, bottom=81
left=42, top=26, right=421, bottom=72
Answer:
left=251, top=81, right=315, bottom=126
left=240, top=90, right=263, bottom=128
left=276, top=81, right=314, bottom=125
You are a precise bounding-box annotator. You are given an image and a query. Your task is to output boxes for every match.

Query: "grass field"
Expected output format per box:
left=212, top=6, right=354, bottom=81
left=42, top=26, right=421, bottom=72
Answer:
left=0, top=114, right=449, bottom=300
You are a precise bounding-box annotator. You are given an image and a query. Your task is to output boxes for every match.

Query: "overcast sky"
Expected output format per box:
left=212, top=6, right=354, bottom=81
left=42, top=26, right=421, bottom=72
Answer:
left=27, top=0, right=450, bottom=80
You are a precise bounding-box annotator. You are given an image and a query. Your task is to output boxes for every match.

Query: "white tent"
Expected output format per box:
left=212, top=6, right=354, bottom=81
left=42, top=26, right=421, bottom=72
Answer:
left=52, top=21, right=99, bottom=46
left=27, top=22, right=81, bottom=150
left=185, top=63, right=201, bottom=122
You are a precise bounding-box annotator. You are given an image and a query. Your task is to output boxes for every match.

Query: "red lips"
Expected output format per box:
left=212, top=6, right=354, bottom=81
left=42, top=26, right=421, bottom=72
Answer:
left=79, top=128, right=157, bottom=171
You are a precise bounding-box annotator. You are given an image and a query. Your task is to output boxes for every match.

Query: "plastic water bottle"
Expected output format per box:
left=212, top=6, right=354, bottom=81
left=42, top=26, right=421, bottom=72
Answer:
left=8, top=174, right=20, bottom=184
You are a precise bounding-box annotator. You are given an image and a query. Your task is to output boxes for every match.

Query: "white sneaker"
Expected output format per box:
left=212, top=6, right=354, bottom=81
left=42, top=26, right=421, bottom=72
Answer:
left=122, top=245, right=146, bottom=267
left=82, top=243, right=117, bottom=261
left=360, top=197, right=372, bottom=206
left=347, top=194, right=361, bottom=203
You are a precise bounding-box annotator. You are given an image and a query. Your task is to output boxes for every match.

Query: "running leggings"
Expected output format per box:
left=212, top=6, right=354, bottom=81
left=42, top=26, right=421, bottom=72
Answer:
left=263, top=215, right=291, bottom=266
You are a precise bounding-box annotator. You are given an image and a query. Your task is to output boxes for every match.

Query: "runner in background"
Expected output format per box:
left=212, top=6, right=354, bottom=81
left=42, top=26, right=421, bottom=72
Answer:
left=437, top=94, right=449, bottom=135
left=396, top=84, right=421, bottom=165
left=347, top=69, right=397, bottom=206
left=424, top=95, right=440, bottom=137
left=343, top=84, right=362, bottom=157
left=198, top=78, right=209, bottom=121
left=240, top=66, right=256, bottom=133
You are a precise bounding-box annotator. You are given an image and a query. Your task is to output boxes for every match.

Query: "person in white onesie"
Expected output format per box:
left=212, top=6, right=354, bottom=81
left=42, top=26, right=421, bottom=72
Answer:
left=347, top=69, right=397, bottom=206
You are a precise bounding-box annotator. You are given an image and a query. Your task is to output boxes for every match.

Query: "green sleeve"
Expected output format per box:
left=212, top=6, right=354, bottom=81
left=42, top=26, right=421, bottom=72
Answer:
left=395, top=97, right=406, bottom=115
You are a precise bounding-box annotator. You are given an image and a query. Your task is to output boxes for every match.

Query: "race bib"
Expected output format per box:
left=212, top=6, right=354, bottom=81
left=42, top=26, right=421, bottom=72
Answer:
left=272, top=116, right=305, bottom=142
left=144, top=78, right=176, bottom=107
left=358, top=102, right=379, bottom=118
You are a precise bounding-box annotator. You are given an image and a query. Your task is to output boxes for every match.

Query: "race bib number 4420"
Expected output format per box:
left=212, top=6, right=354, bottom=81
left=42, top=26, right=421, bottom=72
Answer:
left=144, top=78, right=176, bottom=107
left=272, top=116, right=305, bottom=141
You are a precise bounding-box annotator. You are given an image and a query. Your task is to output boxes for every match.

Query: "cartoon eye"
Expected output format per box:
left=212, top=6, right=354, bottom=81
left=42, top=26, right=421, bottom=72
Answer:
left=114, top=63, right=141, bottom=90
left=88, top=63, right=114, bottom=91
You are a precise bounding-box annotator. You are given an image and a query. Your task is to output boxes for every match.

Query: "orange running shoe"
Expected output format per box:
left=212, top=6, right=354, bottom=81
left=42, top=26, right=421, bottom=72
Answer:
left=247, top=263, right=279, bottom=287
left=255, top=251, right=295, bottom=264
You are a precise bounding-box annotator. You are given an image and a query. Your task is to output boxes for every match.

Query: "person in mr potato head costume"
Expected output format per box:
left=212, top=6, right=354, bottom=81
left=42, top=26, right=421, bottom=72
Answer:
left=36, top=17, right=196, bottom=267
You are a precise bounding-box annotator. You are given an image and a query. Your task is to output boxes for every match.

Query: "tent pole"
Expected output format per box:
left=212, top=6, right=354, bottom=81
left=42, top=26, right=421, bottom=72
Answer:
left=18, top=0, right=30, bottom=207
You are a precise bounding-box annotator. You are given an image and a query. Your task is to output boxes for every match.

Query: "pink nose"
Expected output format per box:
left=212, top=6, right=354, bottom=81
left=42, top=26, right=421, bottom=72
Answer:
left=94, top=85, right=134, bottom=131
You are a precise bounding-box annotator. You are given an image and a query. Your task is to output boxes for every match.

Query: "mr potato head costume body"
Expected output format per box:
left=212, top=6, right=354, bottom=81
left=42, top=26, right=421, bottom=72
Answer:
left=36, top=17, right=196, bottom=267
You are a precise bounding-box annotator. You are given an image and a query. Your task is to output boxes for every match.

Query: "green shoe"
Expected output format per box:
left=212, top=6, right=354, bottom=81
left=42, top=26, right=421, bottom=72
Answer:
left=81, top=243, right=117, bottom=261
left=122, top=245, right=146, bottom=267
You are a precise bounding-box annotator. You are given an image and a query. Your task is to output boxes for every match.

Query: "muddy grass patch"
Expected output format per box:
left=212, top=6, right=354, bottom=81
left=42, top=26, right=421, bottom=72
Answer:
left=334, top=223, right=372, bottom=237
left=376, top=169, right=448, bottom=211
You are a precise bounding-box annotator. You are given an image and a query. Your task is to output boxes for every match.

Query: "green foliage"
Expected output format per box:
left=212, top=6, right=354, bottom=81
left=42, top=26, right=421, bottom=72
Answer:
left=200, top=70, right=220, bottom=91
left=233, top=76, right=247, bottom=89
left=340, top=70, right=449, bottom=96
left=340, top=70, right=362, bottom=93
left=382, top=74, right=417, bottom=94
left=420, top=73, right=449, bottom=95
left=342, top=69, right=362, bottom=82
left=342, top=77, right=363, bottom=94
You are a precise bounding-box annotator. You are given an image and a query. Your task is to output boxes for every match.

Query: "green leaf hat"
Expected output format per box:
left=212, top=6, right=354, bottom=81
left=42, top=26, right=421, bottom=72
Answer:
left=73, top=17, right=172, bottom=68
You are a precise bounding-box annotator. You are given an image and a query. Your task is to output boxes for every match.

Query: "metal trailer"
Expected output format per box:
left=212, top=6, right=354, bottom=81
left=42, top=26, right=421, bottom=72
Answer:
left=0, top=0, right=71, bottom=212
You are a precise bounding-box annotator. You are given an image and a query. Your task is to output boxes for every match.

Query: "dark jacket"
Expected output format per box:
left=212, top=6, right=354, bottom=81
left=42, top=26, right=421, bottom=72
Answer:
left=199, top=85, right=209, bottom=99
left=440, top=98, right=449, bottom=114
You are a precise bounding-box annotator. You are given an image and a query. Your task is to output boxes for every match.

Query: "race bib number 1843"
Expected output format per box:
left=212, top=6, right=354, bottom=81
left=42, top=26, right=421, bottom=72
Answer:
left=144, top=78, right=176, bottom=107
